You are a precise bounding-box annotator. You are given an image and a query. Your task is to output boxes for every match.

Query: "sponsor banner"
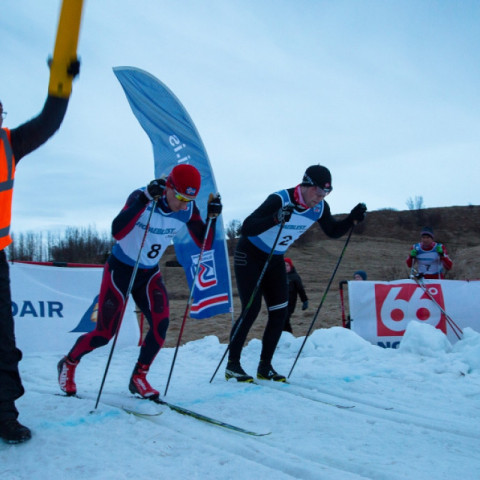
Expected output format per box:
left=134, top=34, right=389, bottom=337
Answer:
left=349, top=279, right=480, bottom=348
left=113, top=66, right=233, bottom=319
left=10, top=263, right=138, bottom=354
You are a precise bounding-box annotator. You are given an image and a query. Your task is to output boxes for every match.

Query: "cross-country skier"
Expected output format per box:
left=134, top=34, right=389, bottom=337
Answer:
left=406, top=226, right=453, bottom=279
left=225, top=165, right=366, bottom=382
left=0, top=61, right=79, bottom=444
left=57, top=164, right=222, bottom=399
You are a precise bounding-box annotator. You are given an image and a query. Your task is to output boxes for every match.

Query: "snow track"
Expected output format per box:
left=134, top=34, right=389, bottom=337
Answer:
left=3, top=324, right=480, bottom=479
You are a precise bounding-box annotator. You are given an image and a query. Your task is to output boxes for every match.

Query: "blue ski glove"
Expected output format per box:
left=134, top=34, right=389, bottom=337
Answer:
left=207, top=193, right=222, bottom=218
left=276, top=204, right=295, bottom=224
left=302, top=300, right=309, bottom=311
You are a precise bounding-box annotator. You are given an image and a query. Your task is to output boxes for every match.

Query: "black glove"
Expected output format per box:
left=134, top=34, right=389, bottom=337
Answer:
left=67, top=59, right=81, bottom=78
left=350, top=203, right=367, bottom=223
left=276, top=204, right=295, bottom=224
left=146, top=178, right=166, bottom=200
left=207, top=193, right=222, bottom=218
left=302, top=300, right=309, bottom=311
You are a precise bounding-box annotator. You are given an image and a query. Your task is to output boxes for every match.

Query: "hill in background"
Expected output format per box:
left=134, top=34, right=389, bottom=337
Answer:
left=161, top=205, right=480, bottom=348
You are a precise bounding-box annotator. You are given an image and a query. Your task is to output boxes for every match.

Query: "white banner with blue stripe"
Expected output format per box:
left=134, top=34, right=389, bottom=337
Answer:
left=113, top=66, right=232, bottom=319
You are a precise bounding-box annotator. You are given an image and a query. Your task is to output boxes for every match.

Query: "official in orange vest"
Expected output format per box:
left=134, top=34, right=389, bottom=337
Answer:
left=0, top=60, right=79, bottom=444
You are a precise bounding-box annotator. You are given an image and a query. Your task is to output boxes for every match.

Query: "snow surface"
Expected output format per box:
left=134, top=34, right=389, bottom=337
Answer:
left=2, top=321, right=480, bottom=480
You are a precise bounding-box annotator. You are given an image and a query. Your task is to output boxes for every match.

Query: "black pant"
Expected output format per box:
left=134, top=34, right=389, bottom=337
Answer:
left=229, top=237, right=288, bottom=365
left=0, top=250, right=24, bottom=421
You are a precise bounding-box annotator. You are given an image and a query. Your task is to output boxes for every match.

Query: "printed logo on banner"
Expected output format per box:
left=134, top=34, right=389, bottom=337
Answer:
left=71, top=295, right=99, bottom=332
left=190, top=250, right=217, bottom=290
left=375, top=283, right=446, bottom=336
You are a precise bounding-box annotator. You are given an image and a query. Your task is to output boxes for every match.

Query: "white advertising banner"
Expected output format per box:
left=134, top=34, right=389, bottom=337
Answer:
left=349, top=279, right=480, bottom=348
left=10, top=262, right=139, bottom=354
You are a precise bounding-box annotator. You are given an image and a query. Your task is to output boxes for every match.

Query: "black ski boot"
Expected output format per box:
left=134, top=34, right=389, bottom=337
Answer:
left=225, top=361, right=254, bottom=383
left=0, top=419, right=32, bottom=444
left=257, top=361, right=287, bottom=382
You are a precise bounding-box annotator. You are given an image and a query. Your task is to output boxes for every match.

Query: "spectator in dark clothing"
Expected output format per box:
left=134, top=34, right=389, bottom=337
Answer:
left=283, top=258, right=308, bottom=334
left=353, top=270, right=367, bottom=281
left=0, top=60, right=78, bottom=444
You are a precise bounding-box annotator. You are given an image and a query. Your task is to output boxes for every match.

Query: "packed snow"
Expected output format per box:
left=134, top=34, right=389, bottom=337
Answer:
left=2, top=321, right=480, bottom=480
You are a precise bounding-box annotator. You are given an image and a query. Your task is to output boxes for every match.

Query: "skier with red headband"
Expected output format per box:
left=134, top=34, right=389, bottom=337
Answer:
left=57, top=164, right=222, bottom=399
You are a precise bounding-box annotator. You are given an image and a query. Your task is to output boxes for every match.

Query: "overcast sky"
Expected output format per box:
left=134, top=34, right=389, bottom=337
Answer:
left=2, top=0, right=480, bottom=235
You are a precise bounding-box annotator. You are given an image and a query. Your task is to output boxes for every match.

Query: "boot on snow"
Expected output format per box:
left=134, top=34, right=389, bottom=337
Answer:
left=57, top=356, right=79, bottom=396
left=129, top=362, right=159, bottom=399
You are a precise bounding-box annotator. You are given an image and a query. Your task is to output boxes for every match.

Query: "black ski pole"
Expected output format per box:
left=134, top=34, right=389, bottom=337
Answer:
left=164, top=217, right=214, bottom=396
left=209, top=218, right=287, bottom=383
left=288, top=224, right=355, bottom=379
left=94, top=199, right=157, bottom=410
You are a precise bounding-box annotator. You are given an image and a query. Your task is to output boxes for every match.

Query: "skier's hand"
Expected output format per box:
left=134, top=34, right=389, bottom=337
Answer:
left=410, top=249, right=418, bottom=258
left=349, top=203, right=367, bottom=223
left=435, top=244, right=444, bottom=256
left=146, top=178, right=166, bottom=200
left=207, top=193, right=222, bottom=218
left=302, top=300, right=309, bottom=311
left=276, top=204, right=294, bottom=224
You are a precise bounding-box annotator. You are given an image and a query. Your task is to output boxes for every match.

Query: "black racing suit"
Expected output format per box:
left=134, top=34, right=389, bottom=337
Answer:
left=0, top=96, right=69, bottom=421
left=228, top=187, right=354, bottom=368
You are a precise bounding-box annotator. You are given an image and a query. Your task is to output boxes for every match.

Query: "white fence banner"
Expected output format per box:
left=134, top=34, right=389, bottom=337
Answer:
left=349, top=279, right=480, bottom=348
left=10, top=262, right=139, bottom=354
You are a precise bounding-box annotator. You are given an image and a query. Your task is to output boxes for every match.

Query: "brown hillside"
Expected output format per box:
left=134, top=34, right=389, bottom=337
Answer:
left=159, top=205, right=480, bottom=348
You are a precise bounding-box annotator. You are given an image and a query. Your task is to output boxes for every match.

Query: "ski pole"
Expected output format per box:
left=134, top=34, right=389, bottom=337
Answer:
left=410, top=274, right=463, bottom=340
left=288, top=224, right=355, bottom=379
left=209, top=218, right=287, bottom=383
left=339, top=280, right=348, bottom=328
left=164, top=217, right=214, bottom=396
left=94, top=199, right=157, bottom=410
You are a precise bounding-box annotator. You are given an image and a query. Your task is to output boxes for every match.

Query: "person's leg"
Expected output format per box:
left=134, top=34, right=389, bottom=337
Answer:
left=258, top=257, right=288, bottom=381
left=0, top=251, right=31, bottom=443
left=59, top=258, right=129, bottom=395
left=129, top=270, right=169, bottom=398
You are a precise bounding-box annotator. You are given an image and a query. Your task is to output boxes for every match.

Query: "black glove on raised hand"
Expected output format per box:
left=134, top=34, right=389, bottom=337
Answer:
left=350, top=203, right=367, bottom=223
left=276, top=204, right=295, bottom=224
left=302, top=300, right=309, bottom=311
left=207, top=193, right=222, bottom=218
left=145, top=178, right=166, bottom=200
left=67, top=59, right=81, bottom=78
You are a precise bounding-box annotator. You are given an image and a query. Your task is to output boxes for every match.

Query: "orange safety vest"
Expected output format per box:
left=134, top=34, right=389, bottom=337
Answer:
left=0, top=128, right=15, bottom=250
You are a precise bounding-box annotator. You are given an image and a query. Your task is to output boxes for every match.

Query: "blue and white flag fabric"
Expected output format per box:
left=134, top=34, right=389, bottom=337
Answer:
left=113, top=66, right=233, bottom=319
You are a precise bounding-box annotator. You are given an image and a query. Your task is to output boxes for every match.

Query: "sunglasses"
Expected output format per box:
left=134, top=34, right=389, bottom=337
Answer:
left=312, top=185, right=332, bottom=196
left=173, top=188, right=193, bottom=203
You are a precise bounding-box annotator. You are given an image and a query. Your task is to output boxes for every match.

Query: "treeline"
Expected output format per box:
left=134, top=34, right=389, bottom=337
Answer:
left=7, top=226, right=114, bottom=264
left=6, top=221, right=244, bottom=264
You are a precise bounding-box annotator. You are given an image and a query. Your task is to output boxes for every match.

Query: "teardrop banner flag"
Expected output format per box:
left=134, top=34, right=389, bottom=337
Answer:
left=113, top=66, right=233, bottom=319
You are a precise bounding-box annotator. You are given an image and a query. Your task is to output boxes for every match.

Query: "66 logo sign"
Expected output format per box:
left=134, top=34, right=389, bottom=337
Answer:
left=375, top=283, right=446, bottom=336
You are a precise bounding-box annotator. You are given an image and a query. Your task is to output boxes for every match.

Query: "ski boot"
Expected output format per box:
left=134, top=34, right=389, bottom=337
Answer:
left=257, top=360, right=287, bottom=382
left=129, top=362, right=160, bottom=400
left=225, top=361, right=254, bottom=383
left=57, top=356, right=79, bottom=396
